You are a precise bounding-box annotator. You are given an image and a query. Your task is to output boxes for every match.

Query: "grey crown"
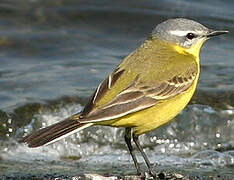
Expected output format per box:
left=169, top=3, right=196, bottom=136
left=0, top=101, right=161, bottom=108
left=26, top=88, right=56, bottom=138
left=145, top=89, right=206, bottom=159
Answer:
left=152, top=18, right=209, bottom=48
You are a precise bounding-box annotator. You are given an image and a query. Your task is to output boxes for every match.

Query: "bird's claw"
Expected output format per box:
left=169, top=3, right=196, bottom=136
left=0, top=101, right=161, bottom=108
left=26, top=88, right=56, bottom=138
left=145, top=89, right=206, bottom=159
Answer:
left=137, top=171, right=156, bottom=179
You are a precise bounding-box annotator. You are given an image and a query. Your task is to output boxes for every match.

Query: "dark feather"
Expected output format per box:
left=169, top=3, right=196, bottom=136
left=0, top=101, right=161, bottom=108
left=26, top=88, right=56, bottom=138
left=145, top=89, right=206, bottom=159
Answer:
left=20, top=117, right=88, bottom=148
left=82, top=69, right=124, bottom=116
left=85, top=96, right=157, bottom=121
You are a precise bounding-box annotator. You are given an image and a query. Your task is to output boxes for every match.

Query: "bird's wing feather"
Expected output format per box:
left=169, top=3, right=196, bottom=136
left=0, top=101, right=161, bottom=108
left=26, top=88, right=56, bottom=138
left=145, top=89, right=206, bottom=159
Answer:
left=81, top=67, right=126, bottom=116
left=80, top=67, right=197, bottom=123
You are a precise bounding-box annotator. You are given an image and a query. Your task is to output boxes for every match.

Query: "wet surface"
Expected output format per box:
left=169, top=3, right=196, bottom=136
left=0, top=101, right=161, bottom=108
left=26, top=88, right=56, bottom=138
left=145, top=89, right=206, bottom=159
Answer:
left=0, top=0, right=234, bottom=179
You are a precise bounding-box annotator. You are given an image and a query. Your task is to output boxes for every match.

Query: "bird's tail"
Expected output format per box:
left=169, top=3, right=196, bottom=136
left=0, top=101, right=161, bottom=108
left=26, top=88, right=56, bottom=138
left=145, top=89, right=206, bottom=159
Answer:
left=20, top=113, right=93, bottom=148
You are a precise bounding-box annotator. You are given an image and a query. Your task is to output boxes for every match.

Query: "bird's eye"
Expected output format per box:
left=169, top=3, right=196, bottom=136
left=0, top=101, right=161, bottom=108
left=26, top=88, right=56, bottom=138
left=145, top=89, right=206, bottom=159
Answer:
left=186, top=33, right=195, bottom=40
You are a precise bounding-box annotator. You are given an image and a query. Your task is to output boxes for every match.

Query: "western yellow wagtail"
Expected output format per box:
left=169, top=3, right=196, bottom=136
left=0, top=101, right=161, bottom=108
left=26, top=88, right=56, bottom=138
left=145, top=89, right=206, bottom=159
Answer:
left=21, top=18, right=228, bottom=176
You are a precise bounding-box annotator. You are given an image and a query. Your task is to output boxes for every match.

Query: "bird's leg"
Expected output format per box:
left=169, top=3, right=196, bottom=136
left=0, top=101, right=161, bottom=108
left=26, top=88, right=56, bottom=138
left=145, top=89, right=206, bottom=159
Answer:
left=132, top=133, right=155, bottom=177
left=124, top=128, right=142, bottom=175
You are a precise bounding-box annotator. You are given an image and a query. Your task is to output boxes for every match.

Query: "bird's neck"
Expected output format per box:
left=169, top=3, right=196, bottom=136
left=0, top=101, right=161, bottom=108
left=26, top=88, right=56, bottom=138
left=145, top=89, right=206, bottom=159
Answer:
left=148, top=37, right=203, bottom=66
left=146, top=37, right=201, bottom=79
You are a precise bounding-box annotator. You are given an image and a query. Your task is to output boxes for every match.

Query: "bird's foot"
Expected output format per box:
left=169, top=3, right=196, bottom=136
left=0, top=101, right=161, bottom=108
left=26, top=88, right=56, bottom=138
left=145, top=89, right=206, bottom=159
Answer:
left=156, top=172, right=166, bottom=179
left=137, top=171, right=156, bottom=179
left=136, top=171, right=145, bottom=179
left=141, top=171, right=166, bottom=179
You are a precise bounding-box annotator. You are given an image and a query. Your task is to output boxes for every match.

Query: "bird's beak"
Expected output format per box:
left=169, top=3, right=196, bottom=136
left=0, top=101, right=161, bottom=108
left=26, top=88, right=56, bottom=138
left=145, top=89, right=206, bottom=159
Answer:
left=206, top=30, right=229, bottom=38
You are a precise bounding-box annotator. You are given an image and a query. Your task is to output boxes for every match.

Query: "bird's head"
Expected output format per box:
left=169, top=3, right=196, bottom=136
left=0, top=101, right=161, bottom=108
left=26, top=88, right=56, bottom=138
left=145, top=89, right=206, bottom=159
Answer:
left=152, top=18, right=228, bottom=56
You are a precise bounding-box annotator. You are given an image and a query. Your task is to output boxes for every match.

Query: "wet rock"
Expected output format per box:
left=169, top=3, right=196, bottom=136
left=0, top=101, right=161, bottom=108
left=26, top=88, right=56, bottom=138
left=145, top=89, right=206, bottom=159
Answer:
left=50, top=172, right=231, bottom=180
left=13, top=103, right=44, bottom=127
left=0, top=110, right=9, bottom=140
left=85, top=174, right=118, bottom=180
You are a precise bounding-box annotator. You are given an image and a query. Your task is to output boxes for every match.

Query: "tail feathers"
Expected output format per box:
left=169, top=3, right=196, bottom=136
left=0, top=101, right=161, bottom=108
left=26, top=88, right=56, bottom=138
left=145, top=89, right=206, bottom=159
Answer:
left=20, top=117, right=93, bottom=148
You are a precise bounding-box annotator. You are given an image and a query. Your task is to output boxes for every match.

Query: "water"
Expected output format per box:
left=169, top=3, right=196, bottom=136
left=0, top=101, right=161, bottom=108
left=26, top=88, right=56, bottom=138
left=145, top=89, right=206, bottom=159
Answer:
left=0, top=0, right=234, bottom=179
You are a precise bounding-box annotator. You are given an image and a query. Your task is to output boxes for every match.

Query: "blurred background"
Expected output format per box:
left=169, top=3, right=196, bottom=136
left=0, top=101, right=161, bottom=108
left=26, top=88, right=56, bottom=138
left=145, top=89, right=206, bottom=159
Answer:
left=0, top=0, right=233, bottom=179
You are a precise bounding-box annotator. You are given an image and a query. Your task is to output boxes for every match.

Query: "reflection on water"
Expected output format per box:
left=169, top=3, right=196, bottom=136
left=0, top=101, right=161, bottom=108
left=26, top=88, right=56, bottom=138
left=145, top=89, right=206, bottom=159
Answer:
left=0, top=0, right=234, bottom=179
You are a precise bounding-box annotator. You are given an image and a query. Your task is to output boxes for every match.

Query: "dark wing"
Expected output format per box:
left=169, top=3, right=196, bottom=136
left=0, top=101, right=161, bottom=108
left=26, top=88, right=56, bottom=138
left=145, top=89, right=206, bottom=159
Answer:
left=79, top=69, right=198, bottom=123
left=81, top=68, right=125, bottom=116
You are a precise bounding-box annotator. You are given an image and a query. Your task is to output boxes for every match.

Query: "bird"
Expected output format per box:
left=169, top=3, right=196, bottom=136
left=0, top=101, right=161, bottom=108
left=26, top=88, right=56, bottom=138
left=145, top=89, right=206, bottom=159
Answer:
left=20, top=18, right=228, bottom=177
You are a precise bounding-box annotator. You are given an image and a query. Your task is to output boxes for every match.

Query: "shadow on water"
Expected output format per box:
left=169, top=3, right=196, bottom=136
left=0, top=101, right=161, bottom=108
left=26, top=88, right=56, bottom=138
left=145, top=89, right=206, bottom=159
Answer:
left=0, top=0, right=234, bottom=179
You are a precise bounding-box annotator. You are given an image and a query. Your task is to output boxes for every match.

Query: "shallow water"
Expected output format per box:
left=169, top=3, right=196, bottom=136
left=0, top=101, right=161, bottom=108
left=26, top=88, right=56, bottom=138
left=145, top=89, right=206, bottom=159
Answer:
left=0, top=0, right=234, bottom=179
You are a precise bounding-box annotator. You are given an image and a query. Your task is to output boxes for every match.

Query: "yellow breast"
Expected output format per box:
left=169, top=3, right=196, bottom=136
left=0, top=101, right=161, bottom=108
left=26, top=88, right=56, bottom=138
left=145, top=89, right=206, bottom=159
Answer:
left=109, top=44, right=201, bottom=135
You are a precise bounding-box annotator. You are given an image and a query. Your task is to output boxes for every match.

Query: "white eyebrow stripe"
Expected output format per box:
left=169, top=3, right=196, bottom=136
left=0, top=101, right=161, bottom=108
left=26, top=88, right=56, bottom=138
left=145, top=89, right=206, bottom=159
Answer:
left=169, top=30, right=192, bottom=36
left=169, top=30, right=204, bottom=37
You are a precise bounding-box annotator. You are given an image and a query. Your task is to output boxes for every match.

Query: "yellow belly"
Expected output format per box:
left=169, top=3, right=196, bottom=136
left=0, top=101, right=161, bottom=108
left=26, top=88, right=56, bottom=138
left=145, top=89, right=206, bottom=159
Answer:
left=105, top=75, right=199, bottom=135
